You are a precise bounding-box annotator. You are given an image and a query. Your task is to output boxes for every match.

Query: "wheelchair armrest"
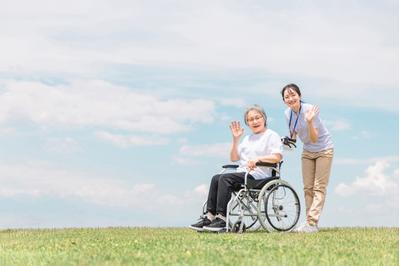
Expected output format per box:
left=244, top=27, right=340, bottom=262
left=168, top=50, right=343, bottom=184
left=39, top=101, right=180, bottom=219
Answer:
left=255, top=162, right=278, bottom=168
left=222, top=164, right=239, bottom=169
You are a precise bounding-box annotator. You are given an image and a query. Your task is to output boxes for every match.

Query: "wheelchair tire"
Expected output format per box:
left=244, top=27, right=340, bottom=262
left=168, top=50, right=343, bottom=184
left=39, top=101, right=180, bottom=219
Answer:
left=257, top=182, right=300, bottom=232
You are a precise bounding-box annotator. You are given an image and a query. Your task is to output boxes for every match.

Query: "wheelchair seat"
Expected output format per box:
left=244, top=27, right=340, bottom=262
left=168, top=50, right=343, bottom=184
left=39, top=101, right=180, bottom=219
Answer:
left=246, top=176, right=280, bottom=189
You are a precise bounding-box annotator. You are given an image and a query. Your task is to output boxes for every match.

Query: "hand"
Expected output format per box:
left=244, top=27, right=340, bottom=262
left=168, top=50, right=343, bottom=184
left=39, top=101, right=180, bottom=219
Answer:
left=229, top=121, right=244, bottom=140
left=247, top=159, right=258, bottom=171
left=305, top=105, right=319, bottom=123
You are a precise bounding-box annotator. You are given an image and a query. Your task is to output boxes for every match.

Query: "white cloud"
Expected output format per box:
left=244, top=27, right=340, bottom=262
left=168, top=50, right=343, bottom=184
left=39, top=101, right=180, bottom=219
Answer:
left=0, top=1, right=396, bottom=111
left=334, top=156, right=398, bottom=166
left=335, top=160, right=398, bottom=197
left=96, top=131, right=169, bottom=147
left=0, top=160, right=205, bottom=211
left=351, top=130, right=373, bottom=140
left=218, top=98, right=247, bottom=108
left=173, top=142, right=231, bottom=165
left=0, top=80, right=215, bottom=134
left=43, top=137, right=81, bottom=154
left=193, top=184, right=208, bottom=197
left=179, top=142, right=231, bottom=158
left=325, top=119, right=351, bottom=131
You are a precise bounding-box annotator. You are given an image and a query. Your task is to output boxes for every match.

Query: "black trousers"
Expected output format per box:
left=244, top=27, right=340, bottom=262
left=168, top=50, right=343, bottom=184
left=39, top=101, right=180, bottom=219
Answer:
left=206, top=172, right=255, bottom=216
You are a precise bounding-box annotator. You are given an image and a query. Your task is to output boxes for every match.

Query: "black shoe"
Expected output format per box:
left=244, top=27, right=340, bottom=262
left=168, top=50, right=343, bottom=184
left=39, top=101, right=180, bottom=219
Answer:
left=203, top=217, right=226, bottom=232
left=189, top=216, right=212, bottom=232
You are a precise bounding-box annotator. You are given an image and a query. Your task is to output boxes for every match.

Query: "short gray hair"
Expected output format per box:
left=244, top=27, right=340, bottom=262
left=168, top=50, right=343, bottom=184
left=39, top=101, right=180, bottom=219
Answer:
left=244, top=104, right=267, bottom=126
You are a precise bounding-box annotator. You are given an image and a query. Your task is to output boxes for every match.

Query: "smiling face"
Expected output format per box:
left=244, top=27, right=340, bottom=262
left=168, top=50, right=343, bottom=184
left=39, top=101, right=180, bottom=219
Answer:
left=246, top=110, right=266, bottom=134
left=283, top=88, right=301, bottom=112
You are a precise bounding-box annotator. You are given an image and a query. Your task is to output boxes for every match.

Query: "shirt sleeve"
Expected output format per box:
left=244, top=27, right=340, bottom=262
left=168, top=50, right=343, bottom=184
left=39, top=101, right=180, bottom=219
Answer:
left=269, top=132, right=283, bottom=156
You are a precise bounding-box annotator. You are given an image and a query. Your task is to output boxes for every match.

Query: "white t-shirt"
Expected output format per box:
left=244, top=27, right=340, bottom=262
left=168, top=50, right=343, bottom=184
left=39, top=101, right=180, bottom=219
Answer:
left=236, top=129, right=283, bottom=180
left=284, top=103, right=333, bottom=152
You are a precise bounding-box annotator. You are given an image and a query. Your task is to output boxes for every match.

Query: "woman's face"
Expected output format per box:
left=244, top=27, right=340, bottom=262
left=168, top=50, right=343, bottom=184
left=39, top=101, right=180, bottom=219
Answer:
left=283, top=88, right=301, bottom=110
left=246, top=110, right=266, bottom=134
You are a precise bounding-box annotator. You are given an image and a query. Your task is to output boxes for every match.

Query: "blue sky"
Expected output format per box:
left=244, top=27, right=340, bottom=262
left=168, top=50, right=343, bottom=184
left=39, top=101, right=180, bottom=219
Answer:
left=0, top=0, right=398, bottom=228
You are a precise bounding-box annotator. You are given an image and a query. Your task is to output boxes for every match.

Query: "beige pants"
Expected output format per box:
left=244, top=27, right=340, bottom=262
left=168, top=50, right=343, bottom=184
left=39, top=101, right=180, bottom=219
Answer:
left=302, top=148, right=334, bottom=226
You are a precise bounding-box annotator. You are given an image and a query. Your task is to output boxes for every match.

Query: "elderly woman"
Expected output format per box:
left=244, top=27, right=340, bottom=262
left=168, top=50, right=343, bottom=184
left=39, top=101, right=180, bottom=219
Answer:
left=189, top=105, right=283, bottom=232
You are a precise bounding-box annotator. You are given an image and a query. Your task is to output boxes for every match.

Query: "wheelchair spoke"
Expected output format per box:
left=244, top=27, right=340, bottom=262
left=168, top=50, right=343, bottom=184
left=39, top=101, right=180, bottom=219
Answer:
left=259, top=183, right=301, bottom=231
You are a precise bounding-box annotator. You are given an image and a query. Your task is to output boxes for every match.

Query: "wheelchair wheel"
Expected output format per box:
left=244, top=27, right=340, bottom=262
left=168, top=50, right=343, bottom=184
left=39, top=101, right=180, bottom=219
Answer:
left=265, top=184, right=300, bottom=231
left=227, top=191, right=261, bottom=232
left=257, top=182, right=300, bottom=232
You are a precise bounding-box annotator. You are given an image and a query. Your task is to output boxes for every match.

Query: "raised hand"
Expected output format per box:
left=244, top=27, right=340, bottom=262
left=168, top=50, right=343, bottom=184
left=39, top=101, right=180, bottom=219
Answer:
left=229, top=121, right=244, bottom=140
left=305, top=105, right=319, bottom=123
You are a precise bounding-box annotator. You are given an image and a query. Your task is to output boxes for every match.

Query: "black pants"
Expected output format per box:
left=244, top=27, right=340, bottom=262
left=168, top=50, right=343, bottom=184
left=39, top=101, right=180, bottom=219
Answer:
left=206, top=172, right=254, bottom=217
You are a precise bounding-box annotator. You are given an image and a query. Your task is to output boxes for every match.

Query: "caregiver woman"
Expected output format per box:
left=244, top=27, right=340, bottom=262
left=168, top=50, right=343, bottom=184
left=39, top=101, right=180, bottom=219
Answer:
left=281, top=83, right=334, bottom=233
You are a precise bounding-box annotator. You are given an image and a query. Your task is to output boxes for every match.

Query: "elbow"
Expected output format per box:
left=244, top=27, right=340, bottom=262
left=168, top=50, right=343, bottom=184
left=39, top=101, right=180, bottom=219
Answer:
left=272, top=154, right=282, bottom=163
left=231, top=155, right=239, bottom=162
left=310, top=134, right=319, bottom=143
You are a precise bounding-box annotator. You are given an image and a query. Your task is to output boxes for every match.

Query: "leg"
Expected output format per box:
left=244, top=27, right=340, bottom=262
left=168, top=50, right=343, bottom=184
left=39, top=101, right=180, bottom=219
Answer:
left=308, top=149, right=334, bottom=226
left=302, top=150, right=316, bottom=225
left=189, top=173, right=221, bottom=231
left=206, top=174, right=221, bottom=215
left=215, top=172, right=248, bottom=217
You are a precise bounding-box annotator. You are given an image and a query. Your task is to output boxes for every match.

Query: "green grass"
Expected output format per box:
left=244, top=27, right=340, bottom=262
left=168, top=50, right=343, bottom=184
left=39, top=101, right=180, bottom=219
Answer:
left=0, top=227, right=398, bottom=265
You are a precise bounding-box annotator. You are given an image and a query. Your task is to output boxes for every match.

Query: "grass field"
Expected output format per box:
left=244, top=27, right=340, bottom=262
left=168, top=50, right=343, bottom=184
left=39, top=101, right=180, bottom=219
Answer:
left=0, top=227, right=398, bottom=265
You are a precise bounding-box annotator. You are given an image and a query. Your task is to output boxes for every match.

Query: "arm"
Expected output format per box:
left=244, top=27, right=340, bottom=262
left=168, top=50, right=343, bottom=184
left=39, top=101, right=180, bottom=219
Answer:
left=229, top=121, right=243, bottom=162
left=305, top=105, right=320, bottom=143
left=247, top=153, right=282, bottom=170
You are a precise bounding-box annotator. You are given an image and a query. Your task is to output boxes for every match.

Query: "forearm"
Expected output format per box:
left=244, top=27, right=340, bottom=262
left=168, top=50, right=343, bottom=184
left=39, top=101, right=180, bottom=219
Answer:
left=255, top=153, right=282, bottom=164
left=307, top=121, right=319, bottom=143
left=230, top=139, right=240, bottom=161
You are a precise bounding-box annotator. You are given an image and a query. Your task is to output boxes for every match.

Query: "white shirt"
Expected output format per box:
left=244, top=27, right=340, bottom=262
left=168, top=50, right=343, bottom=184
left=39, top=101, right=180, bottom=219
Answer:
left=236, top=129, right=283, bottom=180
left=284, top=103, right=334, bottom=152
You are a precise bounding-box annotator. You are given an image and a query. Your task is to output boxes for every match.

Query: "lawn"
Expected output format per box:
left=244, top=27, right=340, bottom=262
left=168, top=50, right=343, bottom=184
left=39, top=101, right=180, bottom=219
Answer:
left=0, top=227, right=398, bottom=265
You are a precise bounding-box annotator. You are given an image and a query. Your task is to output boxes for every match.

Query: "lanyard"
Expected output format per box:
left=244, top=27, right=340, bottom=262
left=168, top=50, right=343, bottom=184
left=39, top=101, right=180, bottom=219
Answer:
left=288, top=104, right=302, bottom=139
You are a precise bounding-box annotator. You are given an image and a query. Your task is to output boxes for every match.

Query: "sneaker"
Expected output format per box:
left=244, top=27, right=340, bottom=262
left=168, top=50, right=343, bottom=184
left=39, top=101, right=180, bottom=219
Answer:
left=189, top=216, right=212, bottom=232
left=203, top=217, right=226, bottom=232
left=296, top=223, right=319, bottom=233
left=292, top=222, right=306, bottom=232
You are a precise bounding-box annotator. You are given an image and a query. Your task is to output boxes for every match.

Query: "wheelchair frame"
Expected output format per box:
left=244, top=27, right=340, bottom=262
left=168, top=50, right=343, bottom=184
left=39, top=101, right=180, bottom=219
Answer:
left=202, top=162, right=300, bottom=233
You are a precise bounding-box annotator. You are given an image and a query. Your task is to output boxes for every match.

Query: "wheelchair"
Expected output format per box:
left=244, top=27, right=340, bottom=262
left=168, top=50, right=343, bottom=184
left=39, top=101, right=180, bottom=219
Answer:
left=201, top=161, right=300, bottom=233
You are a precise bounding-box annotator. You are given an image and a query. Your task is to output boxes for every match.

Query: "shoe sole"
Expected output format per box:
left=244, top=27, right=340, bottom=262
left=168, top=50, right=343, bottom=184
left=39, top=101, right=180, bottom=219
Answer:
left=203, top=226, right=226, bottom=232
left=188, top=225, right=206, bottom=232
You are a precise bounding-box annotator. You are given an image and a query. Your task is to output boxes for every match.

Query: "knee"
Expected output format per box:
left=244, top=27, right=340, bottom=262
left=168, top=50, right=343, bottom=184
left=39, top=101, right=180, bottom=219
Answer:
left=218, top=174, right=230, bottom=185
left=313, top=185, right=327, bottom=194
left=304, top=186, right=314, bottom=195
left=210, top=174, right=221, bottom=185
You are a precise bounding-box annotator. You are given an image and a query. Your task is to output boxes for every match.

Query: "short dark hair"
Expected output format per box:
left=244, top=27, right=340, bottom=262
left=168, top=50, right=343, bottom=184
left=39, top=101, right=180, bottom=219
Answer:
left=281, top=83, right=302, bottom=100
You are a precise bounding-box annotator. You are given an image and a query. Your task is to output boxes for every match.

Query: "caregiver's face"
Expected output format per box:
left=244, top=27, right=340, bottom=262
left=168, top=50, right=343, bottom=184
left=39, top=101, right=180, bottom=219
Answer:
left=283, top=88, right=301, bottom=111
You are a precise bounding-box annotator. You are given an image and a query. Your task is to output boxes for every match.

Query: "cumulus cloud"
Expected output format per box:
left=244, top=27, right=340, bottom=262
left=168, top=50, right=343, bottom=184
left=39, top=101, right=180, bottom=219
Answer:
left=95, top=131, right=169, bottom=147
left=0, top=160, right=205, bottom=210
left=335, top=160, right=398, bottom=197
left=334, top=156, right=398, bottom=166
left=0, top=80, right=215, bottom=134
left=43, top=137, right=82, bottom=154
left=325, top=119, right=351, bottom=131
left=0, top=0, right=396, bottom=111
